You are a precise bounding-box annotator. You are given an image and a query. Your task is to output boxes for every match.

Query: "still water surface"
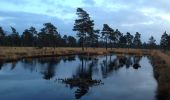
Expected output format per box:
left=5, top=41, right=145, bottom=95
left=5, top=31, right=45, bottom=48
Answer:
left=0, top=55, right=157, bottom=100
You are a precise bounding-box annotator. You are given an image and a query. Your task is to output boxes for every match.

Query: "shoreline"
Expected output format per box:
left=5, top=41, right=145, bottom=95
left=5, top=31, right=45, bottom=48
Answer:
left=150, top=50, right=170, bottom=100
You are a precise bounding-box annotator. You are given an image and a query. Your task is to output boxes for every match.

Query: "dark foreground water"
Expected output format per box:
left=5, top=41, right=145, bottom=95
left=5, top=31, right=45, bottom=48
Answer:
left=0, top=55, right=157, bottom=100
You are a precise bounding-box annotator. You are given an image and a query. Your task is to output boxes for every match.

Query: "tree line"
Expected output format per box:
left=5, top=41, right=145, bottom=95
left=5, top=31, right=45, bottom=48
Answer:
left=0, top=8, right=169, bottom=50
left=0, top=23, right=77, bottom=47
left=73, top=8, right=168, bottom=50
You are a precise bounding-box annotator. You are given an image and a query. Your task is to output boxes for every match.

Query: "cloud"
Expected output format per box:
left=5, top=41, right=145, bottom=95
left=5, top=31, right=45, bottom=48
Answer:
left=0, top=11, right=74, bottom=36
left=82, top=0, right=95, bottom=6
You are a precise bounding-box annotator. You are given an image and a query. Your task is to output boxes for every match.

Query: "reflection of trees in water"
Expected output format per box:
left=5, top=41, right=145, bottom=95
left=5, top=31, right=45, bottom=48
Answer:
left=40, top=58, right=59, bottom=80
left=133, top=56, right=141, bottom=69
left=101, top=55, right=109, bottom=78
left=58, top=56, right=103, bottom=99
left=125, top=56, right=133, bottom=68
left=0, top=62, right=4, bottom=70
left=0, top=61, right=17, bottom=71
left=0, top=55, right=144, bottom=99
left=9, top=56, right=76, bottom=80
left=32, top=57, right=61, bottom=80
left=101, top=55, right=142, bottom=78
left=20, top=57, right=60, bottom=79
left=21, top=59, right=36, bottom=72
left=11, top=62, right=17, bottom=70
left=62, top=55, right=76, bottom=62
left=37, top=56, right=75, bottom=80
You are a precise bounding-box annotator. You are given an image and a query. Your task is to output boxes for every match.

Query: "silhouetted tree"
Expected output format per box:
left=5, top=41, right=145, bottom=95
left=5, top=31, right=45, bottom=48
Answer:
left=119, top=33, right=127, bottom=48
left=101, top=24, right=113, bottom=50
left=29, top=27, right=38, bottom=46
left=133, top=32, right=142, bottom=48
left=21, top=28, right=34, bottom=46
left=125, top=32, right=133, bottom=48
left=142, top=42, right=147, bottom=49
left=62, top=35, right=68, bottom=46
left=113, top=29, right=121, bottom=48
left=67, top=36, right=77, bottom=47
left=109, top=29, right=122, bottom=49
left=73, top=8, right=94, bottom=51
left=9, top=27, right=20, bottom=46
left=160, top=31, right=168, bottom=50
left=148, top=36, right=156, bottom=49
left=168, top=35, right=170, bottom=50
left=88, top=29, right=100, bottom=48
left=0, top=27, right=5, bottom=46
left=108, top=28, right=115, bottom=49
left=38, top=23, right=60, bottom=47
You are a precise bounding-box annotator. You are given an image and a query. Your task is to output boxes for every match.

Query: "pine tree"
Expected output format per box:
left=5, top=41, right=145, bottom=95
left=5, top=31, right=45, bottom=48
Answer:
left=133, top=32, right=142, bottom=48
left=38, top=23, right=60, bottom=47
left=67, top=36, right=77, bottom=47
left=73, top=8, right=94, bottom=51
left=160, top=31, right=168, bottom=50
left=21, top=28, right=34, bottom=46
left=0, top=27, right=5, bottom=46
left=10, top=27, right=20, bottom=46
left=29, top=27, right=38, bottom=46
left=125, top=32, right=133, bottom=48
left=148, top=36, right=156, bottom=49
left=101, top=24, right=113, bottom=50
left=93, top=29, right=100, bottom=48
left=119, top=33, right=127, bottom=48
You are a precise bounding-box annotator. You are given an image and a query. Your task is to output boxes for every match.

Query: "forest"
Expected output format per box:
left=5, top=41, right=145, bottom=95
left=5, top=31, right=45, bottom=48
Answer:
left=0, top=8, right=169, bottom=50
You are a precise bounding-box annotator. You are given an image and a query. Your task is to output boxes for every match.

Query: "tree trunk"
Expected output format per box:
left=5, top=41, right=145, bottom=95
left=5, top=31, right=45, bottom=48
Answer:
left=82, top=41, right=84, bottom=51
left=106, top=38, right=108, bottom=50
left=82, top=37, right=84, bottom=51
left=110, top=40, right=112, bottom=50
left=85, top=36, right=87, bottom=50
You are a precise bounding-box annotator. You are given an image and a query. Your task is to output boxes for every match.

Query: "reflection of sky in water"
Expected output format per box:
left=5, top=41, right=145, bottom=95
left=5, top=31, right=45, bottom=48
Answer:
left=0, top=55, right=157, bottom=100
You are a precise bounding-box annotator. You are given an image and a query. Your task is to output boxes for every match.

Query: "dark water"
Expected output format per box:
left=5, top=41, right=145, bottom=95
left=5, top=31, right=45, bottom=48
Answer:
left=0, top=55, right=157, bottom=100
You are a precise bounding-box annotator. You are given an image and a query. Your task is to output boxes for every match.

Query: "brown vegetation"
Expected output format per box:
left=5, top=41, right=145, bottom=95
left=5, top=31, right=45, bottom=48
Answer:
left=0, top=47, right=149, bottom=61
left=150, top=50, right=170, bottom=100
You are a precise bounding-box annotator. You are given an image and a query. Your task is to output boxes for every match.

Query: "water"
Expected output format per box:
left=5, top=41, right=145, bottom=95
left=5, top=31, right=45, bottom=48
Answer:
left=0, top=55, right=157, bottom=100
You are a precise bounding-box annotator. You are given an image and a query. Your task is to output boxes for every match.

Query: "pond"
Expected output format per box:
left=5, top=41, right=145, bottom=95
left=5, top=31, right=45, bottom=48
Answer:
left=0, top=54, right=157, bottom=100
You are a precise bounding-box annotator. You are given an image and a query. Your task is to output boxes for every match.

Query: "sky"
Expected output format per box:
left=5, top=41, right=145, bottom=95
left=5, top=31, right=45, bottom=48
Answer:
left=0, top=0, right=170, bottom=43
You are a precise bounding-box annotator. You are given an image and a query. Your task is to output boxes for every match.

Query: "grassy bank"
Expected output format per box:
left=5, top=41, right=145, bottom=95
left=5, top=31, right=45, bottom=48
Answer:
left=0, top=47, right=149, bottom=61
left=151, top=50, right=170, bottom=100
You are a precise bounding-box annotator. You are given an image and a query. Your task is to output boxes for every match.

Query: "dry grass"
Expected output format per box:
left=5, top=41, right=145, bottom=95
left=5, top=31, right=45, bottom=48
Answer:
left=150, top=50, right=170, bottom=100
left=0, top=47, right=150, bottom=61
